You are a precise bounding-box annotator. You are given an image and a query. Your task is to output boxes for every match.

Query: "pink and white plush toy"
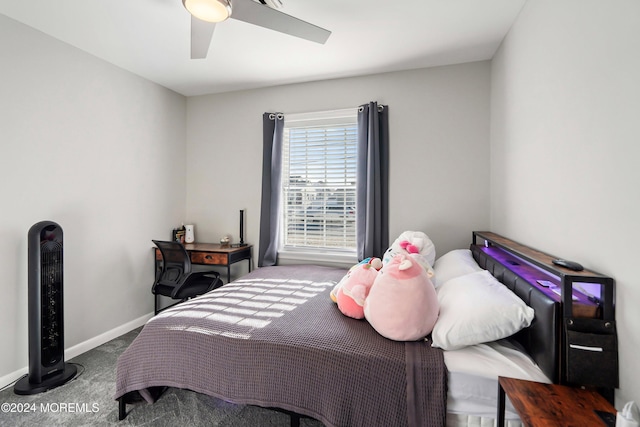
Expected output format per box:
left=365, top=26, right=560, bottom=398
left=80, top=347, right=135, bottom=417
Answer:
left=383, top=230, right=436, bottom=265
left=331, top=258, right=381, bottom=319
left=382, top=231, right=436, bottom=276
left=364, top=253, right=439, bottom=341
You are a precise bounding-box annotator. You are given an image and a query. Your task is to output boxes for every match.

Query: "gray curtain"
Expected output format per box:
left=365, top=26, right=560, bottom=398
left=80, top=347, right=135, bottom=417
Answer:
left=258, top=112, right=284, bottom=267
left=356, top=102, right=389, bottom=260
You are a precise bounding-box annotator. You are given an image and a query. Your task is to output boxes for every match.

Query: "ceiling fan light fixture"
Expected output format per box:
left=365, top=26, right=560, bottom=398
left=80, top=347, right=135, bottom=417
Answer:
left=182, top=0, right=232, bottom=23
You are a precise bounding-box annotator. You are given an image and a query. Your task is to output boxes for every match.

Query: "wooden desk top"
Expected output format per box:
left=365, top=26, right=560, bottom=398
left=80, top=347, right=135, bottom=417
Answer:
left=499, top=377, right=616, bottom=427
left=182, top=243, right=252, bottom=253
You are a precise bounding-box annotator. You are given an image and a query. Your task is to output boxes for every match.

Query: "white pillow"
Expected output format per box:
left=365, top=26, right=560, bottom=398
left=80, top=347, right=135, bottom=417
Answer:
left=433, top=249, right=483, bottom=287
left=431, top=270, right=534, bottom=351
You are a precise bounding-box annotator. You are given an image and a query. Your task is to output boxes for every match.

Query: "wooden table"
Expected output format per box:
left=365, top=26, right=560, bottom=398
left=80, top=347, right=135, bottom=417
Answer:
left=498, top=377, right=616, bottom=427
left=155, top=242, right=252, bottom=283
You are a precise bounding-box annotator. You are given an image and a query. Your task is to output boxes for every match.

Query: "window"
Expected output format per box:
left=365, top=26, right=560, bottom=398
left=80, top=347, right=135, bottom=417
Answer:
left=280, top=109, right=358, bottom=255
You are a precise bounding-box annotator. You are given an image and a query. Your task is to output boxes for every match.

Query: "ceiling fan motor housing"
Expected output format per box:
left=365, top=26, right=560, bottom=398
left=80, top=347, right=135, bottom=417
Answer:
left=183, top=0, right=232, bottom=23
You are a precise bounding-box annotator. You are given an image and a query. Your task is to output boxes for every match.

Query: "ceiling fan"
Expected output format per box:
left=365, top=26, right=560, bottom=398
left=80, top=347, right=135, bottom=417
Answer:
left=182, top=0, right=331, bottom=59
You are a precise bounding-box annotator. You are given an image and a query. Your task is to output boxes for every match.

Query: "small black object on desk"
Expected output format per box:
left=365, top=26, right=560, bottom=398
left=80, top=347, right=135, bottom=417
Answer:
left=595, top=409, right=616, bottom=427
left=552, top=258, right=584, bottom=271
left=239, top=209, right=245, bottom=246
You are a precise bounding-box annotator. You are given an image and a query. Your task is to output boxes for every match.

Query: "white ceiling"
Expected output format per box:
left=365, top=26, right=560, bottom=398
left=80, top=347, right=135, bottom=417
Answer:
left=0, top=0, right=526, bottom=97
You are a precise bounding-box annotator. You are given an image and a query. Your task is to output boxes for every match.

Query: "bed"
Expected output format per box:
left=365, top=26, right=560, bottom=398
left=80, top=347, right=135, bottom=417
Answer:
left=115, top=232, right=610, bottom=426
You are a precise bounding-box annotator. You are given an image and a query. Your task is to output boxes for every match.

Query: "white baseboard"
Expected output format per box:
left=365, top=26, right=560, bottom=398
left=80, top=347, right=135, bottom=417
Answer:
left=0, top=368, right=28, bottom=392
left=65, top=312, right=153, bottom=360
left=0, top=312, right=153, bottom=391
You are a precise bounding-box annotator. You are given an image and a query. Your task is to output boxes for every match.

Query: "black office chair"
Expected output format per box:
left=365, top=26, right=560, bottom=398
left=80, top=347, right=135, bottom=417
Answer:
left=152, top=240, right=222, bottom=315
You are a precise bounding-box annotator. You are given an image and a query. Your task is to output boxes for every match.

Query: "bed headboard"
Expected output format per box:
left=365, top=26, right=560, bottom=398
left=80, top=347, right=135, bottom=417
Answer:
left=469, top=231, right=611, bottom=388
left=470, top=242, right=561, bottom=383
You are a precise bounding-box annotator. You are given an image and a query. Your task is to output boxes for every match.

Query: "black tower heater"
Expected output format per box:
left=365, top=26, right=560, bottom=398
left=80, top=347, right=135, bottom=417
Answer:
left=14, top=221, right=77, bottom=395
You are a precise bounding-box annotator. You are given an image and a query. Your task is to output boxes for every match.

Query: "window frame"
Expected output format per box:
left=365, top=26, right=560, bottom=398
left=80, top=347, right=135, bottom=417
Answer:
left=277, top=108, right=359, bottom=264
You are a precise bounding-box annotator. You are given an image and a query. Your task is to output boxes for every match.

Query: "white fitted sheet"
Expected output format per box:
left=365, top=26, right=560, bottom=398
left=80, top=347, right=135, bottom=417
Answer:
left=443, top=339, right=551, bottom=421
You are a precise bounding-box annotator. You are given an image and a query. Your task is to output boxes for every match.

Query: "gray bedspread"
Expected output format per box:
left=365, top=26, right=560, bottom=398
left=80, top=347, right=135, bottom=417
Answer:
left=115, top=265, right=447, bottom=427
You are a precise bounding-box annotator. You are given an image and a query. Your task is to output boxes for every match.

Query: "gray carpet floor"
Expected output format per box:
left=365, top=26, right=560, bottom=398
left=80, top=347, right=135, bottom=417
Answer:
left=0, top=327, right=324, bottom=426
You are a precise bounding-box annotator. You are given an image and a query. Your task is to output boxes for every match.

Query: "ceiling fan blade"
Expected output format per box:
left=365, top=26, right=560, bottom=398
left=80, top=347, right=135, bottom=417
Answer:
left=231, top=0, right=331, bottom=44
left=190, top=15, right=217, bottom=59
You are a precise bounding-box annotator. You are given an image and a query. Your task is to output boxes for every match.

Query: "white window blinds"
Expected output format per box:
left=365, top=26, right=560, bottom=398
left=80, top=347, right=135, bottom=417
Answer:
left=281, top=109, right=357, bottom=252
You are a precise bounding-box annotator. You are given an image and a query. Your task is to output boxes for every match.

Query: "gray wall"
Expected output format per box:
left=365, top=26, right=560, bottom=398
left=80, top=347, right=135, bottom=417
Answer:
left=490, top=0, right=640, bottom=405
left=185, top=62, right=491, bottom=268
left=0, top=15, right=187, bottom=384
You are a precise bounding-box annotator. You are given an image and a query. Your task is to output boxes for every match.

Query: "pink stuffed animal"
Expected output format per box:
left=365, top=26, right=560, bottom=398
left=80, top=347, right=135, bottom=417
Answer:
left=364, top=254, right=439, bottom=341
left=334, top=260, right=380, bottom=319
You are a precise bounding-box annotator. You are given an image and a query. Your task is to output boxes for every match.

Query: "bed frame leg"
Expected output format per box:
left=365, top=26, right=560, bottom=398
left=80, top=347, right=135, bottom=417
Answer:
left=290, top=413, right=300, bottom=427
left=118, top=397, right=127, bottom=421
